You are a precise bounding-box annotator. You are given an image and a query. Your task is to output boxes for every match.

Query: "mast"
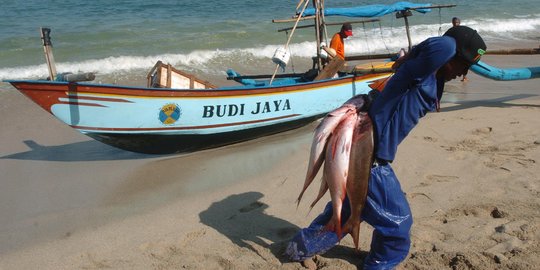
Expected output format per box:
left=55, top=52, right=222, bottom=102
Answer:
left=40, top=27, right=57, bottom=81
left=313, top=0, right=322, bottom=70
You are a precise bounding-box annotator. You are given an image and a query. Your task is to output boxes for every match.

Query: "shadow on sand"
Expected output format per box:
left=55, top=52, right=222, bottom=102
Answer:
left=1, top=139, right=156, bottom=161
left=199, top=191, right=300, bottom=263
left=199, top=191, right=370, bottom=267
left=442, top=94, right=540, bottom=112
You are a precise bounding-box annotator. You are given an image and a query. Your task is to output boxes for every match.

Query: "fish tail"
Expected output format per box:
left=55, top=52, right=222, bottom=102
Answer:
left=328, top=216, right=343, bottom=240
left=351, top=221, right=361, bottom=251
left=309, top=177, right=328, bottom=209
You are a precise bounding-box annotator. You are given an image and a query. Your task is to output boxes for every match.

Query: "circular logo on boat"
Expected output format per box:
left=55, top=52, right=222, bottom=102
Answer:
left=159, top=103, right=181, bottom=125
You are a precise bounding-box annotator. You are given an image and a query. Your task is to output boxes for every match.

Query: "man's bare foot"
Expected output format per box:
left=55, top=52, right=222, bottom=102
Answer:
left=301, top=257, right=317, bottom=270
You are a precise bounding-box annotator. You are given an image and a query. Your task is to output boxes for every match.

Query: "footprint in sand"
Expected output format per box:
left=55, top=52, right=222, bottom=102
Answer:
left=442, top=205, right=507, bottom=220
left=418, top=174, right=459, bottom=187
left=422, top=136, right=438, bottom=143
left=181, top=229, right=207, bottom=247
left=472, top=126, right=493, bottom=135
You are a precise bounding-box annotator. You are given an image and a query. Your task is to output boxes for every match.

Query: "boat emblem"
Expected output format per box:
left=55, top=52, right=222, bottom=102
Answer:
left=159, top=103, right=181, bottom=125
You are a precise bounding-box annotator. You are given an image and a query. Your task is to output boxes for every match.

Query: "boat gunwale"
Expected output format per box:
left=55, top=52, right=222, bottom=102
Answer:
left=5, top=72, right=391, bottom=98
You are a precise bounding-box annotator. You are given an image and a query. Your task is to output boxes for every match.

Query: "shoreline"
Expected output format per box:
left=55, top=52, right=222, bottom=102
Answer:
left=1, top=54, right=539, bottom=269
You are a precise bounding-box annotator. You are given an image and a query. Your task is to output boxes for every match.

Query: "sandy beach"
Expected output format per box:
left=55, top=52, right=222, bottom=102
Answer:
left=1, top=54, right=539, bottom=269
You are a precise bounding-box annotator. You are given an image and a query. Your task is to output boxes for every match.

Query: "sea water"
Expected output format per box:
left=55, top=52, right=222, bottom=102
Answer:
left=0, top=0, right=538, bottom=85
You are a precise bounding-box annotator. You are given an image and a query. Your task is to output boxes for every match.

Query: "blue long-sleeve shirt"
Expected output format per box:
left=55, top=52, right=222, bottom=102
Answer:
left=368, top=36, right=456, bottom=161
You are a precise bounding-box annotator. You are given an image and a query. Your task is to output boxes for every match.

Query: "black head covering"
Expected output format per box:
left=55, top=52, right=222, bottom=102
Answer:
left=341, top=23, right=352, bottom=31
left=443, top=25, right=487, bottom=65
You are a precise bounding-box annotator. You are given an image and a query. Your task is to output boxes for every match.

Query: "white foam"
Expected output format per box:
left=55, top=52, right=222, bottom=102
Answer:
left=1, top=17, right=538, bottom=81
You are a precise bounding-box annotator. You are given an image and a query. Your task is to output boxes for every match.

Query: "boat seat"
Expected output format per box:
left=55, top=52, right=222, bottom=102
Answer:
left=353, top=61, right=394, bottom=74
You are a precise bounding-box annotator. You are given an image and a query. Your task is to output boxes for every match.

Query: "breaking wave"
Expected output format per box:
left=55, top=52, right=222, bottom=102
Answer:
left=1, top=17, right=538, bottom=81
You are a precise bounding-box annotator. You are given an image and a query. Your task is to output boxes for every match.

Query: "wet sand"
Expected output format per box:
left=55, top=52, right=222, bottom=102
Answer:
left=0, top=54, right=539, bottom=269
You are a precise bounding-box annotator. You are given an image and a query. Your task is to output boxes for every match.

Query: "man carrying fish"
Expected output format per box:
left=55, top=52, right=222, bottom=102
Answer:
left=286, top=25, right=487, bottom=269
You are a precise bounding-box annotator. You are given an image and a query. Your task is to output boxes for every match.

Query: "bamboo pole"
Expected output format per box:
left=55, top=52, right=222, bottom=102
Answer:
left=407, top=4, right=457, bottom=10
left=295, top=0, right=304, bottom=11
left=314, top=0, right=322, bottom=70
left=342, top=46, right=540, bottom=61
left=277, top=19, right=380, bottom=32
left=485, top=48, right=540, bottom=55
left=321, top=0, right=328, bottom=43
left=270, top=0, right=311, bottom=85
left=346, top=53, right=396, bottom=61
left=272, top=15, right=316, bottom=23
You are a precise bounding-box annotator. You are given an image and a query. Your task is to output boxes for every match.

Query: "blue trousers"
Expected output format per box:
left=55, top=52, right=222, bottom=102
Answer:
left=286, top=163, right=413, bottom=270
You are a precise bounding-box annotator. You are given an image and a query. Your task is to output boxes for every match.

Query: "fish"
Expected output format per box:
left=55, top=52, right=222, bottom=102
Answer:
left=322, top=111, right=357, bottom=239
left=341, top=112, right=374, bottom=250
left=309, top=175, right=328, bottom=210
left=296, top=105, right=356, bottom=207
left=296, top=94, right=374, bottom=247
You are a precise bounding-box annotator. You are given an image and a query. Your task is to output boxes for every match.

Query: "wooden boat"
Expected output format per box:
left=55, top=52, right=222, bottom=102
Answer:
left=7, top=64, right=391, bottom=154
left=5, top=2, right=444, bottom=154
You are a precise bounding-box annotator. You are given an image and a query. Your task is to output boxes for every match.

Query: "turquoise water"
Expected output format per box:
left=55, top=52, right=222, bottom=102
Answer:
left=1, top=0, right=539, bottom=83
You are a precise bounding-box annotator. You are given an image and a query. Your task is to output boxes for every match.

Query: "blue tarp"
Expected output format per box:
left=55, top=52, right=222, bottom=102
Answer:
left=303, top=1, right=432, bottom=18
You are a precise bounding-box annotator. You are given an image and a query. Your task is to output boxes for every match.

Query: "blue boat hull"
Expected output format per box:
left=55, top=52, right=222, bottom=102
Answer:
left=7, top=73, right=391, bottom=154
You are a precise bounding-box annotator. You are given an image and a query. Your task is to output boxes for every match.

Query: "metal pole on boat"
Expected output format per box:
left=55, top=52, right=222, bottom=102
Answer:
left=396, top=10, right=413, bottom=51
left=40, top=27, right=57, bottom=81
left=395, top=5, right=457, bottom=52
left=270, top=0, right=311, bottom=85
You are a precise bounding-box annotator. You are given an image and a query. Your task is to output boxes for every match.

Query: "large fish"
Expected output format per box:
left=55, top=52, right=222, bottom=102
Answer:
left=342, top=112, right=374, bottom=250
left=296, top=105, right=356, bottom=207
left=296, top=94, right=374, bottom=247
left=322, top=111, right=357, bottom=239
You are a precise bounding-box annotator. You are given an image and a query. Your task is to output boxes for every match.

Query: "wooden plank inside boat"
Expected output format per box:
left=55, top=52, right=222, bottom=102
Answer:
left=314, top=57, right=345, bottom=80
left=353, top=61, right=394, bottom=74
left=147, top=61, right=216, bottom=89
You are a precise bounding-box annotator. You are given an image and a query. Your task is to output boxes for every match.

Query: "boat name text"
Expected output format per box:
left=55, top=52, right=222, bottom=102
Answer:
left=202, top=99, right=291, bottom=118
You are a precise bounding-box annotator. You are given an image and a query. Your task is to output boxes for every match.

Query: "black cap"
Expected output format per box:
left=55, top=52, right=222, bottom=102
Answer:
left=341, top=23, right=352, bottom=31
left=443, top=26, right=487, bottom=65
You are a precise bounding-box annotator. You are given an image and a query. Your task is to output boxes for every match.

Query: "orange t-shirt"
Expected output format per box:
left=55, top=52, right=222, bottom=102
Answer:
left=330, top=33, right=345, bottom=59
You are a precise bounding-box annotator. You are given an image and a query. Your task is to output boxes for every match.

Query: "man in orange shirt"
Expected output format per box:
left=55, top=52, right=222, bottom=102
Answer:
left=330, top=23, right=353, bottom=60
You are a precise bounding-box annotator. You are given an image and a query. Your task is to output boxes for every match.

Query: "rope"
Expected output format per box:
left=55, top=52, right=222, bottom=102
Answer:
left=438, top=8, right=442, bottom=36
left=270, top=0, right=310, bottom=84
left=362, top=22, right=372, bottom=61
left=378, top=20, right=392, bottom=55
left=283, top=30, right=295, bottom=73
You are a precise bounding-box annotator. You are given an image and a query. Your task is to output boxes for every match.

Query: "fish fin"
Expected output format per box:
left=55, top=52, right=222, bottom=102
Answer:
left=342, top=217, right=362, bottom=251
